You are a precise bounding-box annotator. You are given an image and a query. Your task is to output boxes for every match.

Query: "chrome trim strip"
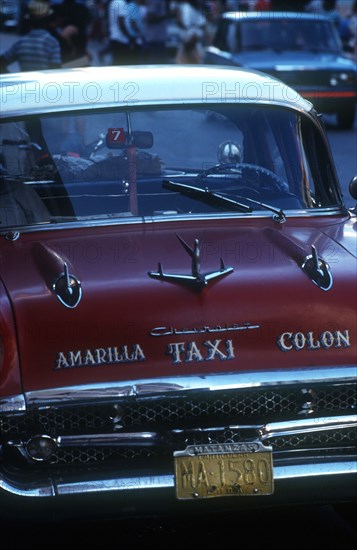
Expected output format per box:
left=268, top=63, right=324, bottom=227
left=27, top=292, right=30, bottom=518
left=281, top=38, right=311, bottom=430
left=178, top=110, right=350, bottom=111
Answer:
left=274, top=461, right=357, bottom=479
left=0, top=208, right=347, bottom=236
left=55, top=474, right=173, bottom=496
left=24, top=366, right=357, bottom=410
left=8, top=415, right=355, bottom=459
left=1, top=460, right=356, bottom=498
left=259, top=415, right=357, bottom=439
left=0, top=394, right=26, bottom=414
left=57, top=432, right=162, bottom=447
left=0, top=476, right=56, bottom=497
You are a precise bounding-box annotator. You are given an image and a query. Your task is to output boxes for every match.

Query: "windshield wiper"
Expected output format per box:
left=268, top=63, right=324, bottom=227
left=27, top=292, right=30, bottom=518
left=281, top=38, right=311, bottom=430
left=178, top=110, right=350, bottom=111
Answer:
left=163, top=180, right=252, bottom=213
left=163, top=180, right=286, bottom=222
left=234, top=193, right=286, bottom=223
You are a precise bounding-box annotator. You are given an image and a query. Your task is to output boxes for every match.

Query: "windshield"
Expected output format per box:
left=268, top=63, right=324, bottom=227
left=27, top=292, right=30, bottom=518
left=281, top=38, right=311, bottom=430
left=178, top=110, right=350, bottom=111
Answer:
left=237, top=19, right=341, bottom=53
left=0, top=105, right=341, bottom=228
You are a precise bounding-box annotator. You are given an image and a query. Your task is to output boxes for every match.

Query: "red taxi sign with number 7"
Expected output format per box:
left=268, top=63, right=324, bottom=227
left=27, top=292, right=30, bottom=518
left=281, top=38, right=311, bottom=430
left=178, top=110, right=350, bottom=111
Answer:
left=106, top=127, right=126, bottom=147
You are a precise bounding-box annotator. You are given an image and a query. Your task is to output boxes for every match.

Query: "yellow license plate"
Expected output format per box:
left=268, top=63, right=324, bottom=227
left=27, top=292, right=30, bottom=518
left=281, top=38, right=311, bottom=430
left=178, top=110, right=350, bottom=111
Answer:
left=174, top=442, right=274, bottom=500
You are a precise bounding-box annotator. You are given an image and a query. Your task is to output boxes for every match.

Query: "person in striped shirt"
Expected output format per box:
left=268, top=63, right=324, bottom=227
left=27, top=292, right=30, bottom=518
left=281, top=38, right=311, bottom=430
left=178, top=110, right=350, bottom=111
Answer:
left=0, top=0, right=61, bottom=72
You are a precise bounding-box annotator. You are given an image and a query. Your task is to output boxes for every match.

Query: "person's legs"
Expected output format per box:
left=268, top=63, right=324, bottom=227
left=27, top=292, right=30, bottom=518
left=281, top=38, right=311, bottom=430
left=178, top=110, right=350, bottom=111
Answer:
left=110, top=40, right=132, bottom=65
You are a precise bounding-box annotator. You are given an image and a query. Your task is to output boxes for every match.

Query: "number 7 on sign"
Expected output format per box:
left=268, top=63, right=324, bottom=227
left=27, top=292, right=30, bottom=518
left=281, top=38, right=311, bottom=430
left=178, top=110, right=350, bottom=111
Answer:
left=107, top=127, right=126, bottom=147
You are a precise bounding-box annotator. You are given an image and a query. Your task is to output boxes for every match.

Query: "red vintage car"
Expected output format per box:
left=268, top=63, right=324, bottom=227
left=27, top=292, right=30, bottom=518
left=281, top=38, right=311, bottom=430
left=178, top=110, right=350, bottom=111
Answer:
left=0, top=65, right=356, bottom=520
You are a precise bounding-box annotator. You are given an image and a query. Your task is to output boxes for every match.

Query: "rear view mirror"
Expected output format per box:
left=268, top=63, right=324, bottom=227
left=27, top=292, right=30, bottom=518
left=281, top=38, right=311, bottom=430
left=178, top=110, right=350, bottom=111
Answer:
left=131, top=131, right=154, bottom=148
left=106, top=129, right=153, bottom=149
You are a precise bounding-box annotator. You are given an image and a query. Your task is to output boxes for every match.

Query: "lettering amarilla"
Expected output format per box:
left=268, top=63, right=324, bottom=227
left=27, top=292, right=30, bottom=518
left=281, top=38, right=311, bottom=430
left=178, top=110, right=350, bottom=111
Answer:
left=54, top=345, right=146, bottom=370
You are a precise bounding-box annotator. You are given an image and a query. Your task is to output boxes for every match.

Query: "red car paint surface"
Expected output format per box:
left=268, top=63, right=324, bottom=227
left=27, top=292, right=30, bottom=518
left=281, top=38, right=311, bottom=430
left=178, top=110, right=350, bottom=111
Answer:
left=0, top=217, right=355, bottom=392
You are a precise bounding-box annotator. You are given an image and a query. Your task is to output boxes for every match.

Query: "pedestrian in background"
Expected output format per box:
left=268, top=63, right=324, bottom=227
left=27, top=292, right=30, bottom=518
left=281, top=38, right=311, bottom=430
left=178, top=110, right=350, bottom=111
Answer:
left=202, top=1, right=222, bottom=46
left=254, top=0, right=271, bottom=9
left=88, top=0, right=108, bottom=42
left=107, top=0, right=145, bottom=64
left=224, top=1, right=250, bottom=10
left=144, top=0, right=172, bottom=63
left=54, top=0, right=93, bottom=66
left=270, top=0, right=310, bottom=9
left=174, top=0, right=207, bottom=64
left=348, top=0, right=357, bottom=60
left=321, top=0, right=340, bottom=25
left=0, top=0, right=61, bottom=72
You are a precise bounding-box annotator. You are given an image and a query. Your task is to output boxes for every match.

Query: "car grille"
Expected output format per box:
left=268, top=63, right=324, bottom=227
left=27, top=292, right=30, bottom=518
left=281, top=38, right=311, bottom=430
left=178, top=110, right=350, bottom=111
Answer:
left=1, top=381, right=356, bottom=470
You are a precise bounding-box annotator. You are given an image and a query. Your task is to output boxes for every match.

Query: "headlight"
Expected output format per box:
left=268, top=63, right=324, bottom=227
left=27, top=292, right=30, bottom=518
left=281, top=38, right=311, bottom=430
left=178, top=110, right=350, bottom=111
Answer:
left=330, top=72, right=355, bottom=86
left=26, top=435, right=57, bottom=461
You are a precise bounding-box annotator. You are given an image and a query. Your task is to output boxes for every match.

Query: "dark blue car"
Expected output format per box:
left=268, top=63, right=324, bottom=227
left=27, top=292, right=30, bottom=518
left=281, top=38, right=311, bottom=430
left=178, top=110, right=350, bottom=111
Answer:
left=204, top=11, right=357, bottom=130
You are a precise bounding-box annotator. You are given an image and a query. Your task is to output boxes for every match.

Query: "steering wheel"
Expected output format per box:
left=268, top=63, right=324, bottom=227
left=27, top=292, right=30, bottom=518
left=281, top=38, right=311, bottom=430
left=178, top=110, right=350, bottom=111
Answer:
left=198, top=163, right=288, bottom=193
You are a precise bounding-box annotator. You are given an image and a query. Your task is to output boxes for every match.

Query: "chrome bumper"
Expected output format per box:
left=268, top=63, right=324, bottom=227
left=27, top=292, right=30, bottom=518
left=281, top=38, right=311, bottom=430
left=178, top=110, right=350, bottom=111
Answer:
left=1, top=366, right=356, bottom=510
left=1, top=458, right=357, bottom=499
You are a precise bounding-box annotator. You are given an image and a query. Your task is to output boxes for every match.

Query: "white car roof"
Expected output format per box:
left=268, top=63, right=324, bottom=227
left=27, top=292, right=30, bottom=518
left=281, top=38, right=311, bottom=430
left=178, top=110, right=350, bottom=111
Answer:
left=0, top=64, right=313, bottom=118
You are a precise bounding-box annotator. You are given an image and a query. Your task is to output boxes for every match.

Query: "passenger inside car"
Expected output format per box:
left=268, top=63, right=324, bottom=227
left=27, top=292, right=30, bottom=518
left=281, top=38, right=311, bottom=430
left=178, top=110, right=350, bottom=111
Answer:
left=0, top=178, right=50, bottom=226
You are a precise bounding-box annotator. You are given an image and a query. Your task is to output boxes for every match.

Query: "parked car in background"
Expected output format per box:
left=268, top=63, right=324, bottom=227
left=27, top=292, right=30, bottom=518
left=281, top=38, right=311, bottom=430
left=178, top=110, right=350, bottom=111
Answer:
left=204, top=11, right=357, bottom=130
left=0, top=65, right=356, bottom=520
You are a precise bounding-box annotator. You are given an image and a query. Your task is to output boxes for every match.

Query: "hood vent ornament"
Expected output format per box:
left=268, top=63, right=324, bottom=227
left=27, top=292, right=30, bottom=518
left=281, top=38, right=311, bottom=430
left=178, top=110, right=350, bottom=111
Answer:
left=148, top=234, right=233, bottom=291
left=53, top=262, right=82, bottom=308
left=148, top=234, right=233, bottom=290
left=301, top=245, right=333, bottom=291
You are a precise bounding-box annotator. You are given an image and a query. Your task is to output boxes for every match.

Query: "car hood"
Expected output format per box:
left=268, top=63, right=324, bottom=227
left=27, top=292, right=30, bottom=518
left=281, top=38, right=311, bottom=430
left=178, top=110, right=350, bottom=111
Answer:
left=231, top=51, right=355, bottom=72
left=1, top=216, right=356, bottom=393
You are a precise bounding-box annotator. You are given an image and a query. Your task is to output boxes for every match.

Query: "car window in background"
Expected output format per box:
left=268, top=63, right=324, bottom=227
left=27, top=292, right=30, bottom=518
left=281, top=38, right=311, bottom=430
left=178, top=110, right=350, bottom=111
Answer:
left=238, top=19, right=341, bottom=53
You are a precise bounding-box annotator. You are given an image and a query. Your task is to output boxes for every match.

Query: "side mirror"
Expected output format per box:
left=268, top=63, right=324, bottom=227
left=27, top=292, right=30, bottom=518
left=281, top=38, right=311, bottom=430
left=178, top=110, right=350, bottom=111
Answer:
left=349, top=175, right=357, bottom=200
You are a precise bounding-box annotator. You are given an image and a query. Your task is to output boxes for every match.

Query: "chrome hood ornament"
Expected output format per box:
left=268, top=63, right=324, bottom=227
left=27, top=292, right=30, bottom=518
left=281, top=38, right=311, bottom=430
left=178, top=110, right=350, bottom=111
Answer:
left=301, top=245, right=333, bottom=291
left=264, top=229, right=333, bottom=292
left=148, top=234, right=233, bottom=291
left=53, top=262, right=82, bottom=308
